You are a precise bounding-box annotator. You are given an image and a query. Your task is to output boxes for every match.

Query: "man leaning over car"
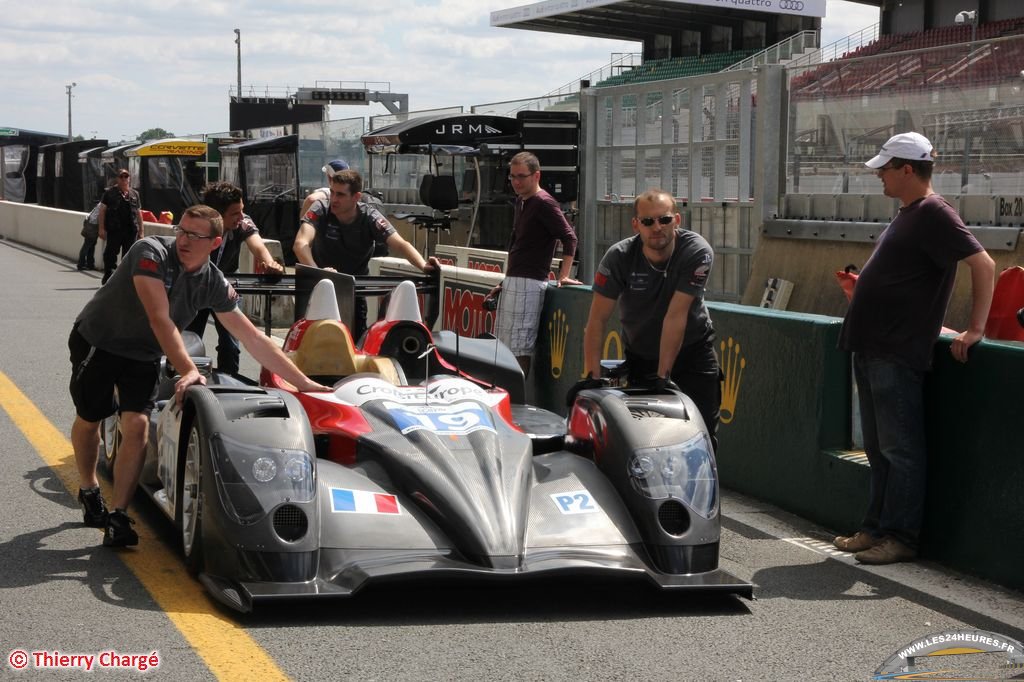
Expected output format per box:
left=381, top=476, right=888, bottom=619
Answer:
left=69, top=205, right=331, bottom=548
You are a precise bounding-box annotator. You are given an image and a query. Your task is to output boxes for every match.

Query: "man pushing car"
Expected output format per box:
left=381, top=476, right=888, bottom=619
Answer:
left=68, top=205, right=331, bottom=548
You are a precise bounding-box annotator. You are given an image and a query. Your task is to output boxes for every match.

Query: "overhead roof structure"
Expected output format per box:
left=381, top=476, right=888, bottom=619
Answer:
left=490, top=0, right=827, bottom=41
left=361, top=114, right=518, bottom=155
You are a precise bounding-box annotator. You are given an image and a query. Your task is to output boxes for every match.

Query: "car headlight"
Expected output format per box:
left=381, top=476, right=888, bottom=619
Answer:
left=627, top=431, right=717, bottom=518
left=209, top=433, right=316, bottom=525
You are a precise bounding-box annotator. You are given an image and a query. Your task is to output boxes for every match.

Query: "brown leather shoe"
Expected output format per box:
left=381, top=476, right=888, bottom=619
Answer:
left=833, top=531, right=878, bottom=553
left=855, top=537, right=917, bottom=565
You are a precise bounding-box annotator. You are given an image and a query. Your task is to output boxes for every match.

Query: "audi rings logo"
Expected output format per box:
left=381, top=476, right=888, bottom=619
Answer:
left=779, top=0, right=804, bottom=9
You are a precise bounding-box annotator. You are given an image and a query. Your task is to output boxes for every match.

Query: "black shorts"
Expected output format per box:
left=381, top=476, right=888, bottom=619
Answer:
left=68, top=327, right=159, bottom=422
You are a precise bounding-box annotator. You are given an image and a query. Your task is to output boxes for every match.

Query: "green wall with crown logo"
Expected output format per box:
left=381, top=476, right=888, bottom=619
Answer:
left=532, top=289, right=1024, bottom=592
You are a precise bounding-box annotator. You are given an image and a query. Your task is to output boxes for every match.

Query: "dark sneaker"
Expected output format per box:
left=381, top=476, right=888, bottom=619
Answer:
left=78, top=487, right=108, bottom=528
left=103, top=510, right=139, bottom=547
left=855, top=536, right=917, bottom=565
left=833, top=531, right=878, bottom=553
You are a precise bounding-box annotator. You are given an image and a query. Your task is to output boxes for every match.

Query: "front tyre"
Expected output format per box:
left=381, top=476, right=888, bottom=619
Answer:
left=175, top=422, right=206, bottom=575
left=100, top=414, right=120, bottom=478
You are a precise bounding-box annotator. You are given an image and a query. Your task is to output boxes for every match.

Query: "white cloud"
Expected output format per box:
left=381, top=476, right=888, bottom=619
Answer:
left=0, top=0, right=879, bottom=140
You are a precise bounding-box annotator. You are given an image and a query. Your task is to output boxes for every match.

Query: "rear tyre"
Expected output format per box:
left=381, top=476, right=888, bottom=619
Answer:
left=175, top=422, right=206, bottom=575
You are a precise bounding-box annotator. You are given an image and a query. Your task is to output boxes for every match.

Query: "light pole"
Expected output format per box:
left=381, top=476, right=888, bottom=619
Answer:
left=234, top=29, right=242, bottom=102
left=955, top=10, right=978, bottom=191
left=66, top=82, right=77, bottom=139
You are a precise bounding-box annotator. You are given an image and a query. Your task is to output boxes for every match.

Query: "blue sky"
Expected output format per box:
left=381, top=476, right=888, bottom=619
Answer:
left=0, top=0, right=879, bottom=142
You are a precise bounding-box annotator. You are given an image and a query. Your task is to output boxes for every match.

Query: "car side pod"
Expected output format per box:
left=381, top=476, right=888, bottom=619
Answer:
left=567, top=386, right=722, bottom=576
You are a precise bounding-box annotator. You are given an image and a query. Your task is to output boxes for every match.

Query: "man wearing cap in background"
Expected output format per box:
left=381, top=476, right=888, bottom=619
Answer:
left=834, top=132, right=994, bottom=565
left=300, top=159, right=350, bottom=217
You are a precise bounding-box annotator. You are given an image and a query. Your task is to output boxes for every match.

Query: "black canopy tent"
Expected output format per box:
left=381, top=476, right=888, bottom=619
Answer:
left=54, top=139, right=108, bottom=211
left=124, top=139, right=207, bottom=221
left=219, top=135, right=300, bottom=263
left=100, top=142, right=140, bottom=186
left=362, top=114, right=519, bottom=247
left=360, top=111, right=580, bottom=248
left=361, top=113, right=518, bottom=154
left=78, top=145, right=109, bottom=209
left=0, top=129, right=66, bottom=204
left=36, top=143, right=59, bottom=207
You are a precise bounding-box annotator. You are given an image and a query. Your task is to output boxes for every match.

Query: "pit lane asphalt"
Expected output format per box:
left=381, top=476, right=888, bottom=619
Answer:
left=2, top=238, right=1022, bottom=681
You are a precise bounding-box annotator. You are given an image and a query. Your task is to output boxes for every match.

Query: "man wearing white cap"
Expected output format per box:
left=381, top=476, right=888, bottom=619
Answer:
left=834, top=132, right=994, bottom=565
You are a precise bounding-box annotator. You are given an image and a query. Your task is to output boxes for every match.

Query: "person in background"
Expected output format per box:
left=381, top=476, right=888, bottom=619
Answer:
left=98, top=169, right=144, bottom=284
left=300, top=159, right=349, bottom=218
left=487, top=151, right=580, bottom=378
left=77, top=201, right=101, bottom=271
left=834, top=132, right=995, bottom=565
left=293, top=169, right=439, bottom=339
left=185, top=181, right=284, bottom=375
left=69, top=205, right=330, bottom=548
left=575, top=188, right=720, bottom=450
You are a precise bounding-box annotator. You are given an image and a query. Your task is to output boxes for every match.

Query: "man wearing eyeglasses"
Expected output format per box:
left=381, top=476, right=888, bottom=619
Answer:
left=833, top=132, right=994, bottom=565
left=577, top=189, right=720, bottom=449
left=294, top=168, right=439, bottom=339
left=488, top=151, right=580, bottom=378
left=185, top=181, right=283, bottom=376
left=69, top=205, right=331, bottom=548
left=98, top=169, right=145, bottom=284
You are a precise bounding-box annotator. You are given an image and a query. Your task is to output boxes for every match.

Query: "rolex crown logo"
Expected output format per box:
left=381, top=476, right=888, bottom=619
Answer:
left=549, top=309, right=569, bottom=379
left=719, top=337, right=745, bottom=425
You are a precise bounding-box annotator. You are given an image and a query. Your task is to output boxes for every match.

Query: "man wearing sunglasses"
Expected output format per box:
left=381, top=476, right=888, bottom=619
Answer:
left=579, top=189, right=720, bottom=450
left=69, top=205, right=331, bottom=548
left=834, top=132, right=994, bottom=565
left=489, top=151, right=580, bottom=378
left=98, top=169, right=144, bottom=284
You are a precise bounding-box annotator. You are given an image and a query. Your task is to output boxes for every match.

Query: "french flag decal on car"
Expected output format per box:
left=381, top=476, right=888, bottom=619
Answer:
left=330, top=488, right=401, bottom=515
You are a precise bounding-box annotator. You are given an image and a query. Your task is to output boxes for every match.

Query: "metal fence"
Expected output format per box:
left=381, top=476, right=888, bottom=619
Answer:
left=578, top=67, right=784, bottom=303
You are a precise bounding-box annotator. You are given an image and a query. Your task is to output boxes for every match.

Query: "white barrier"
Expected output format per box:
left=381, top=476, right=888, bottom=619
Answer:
left=0, top=200, right=173, bottom=266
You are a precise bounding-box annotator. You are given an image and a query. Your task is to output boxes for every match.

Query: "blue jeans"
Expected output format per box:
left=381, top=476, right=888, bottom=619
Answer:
left=186, top=308, right=241, bottom=375
left=853, top=353, right=927, bottom=548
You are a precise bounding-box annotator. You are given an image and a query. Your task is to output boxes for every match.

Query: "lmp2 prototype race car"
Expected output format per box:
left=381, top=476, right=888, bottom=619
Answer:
left=108, top=277, right=752, bottom=612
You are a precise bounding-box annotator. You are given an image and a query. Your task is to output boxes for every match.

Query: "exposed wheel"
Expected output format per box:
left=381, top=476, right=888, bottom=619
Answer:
left=175, top=422, right=205, bottom=574
left=99, top=413, right=120, bottom=478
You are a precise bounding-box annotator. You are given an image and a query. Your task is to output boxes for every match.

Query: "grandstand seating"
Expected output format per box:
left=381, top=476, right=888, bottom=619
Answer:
left=791, top=17, right=1024, bottom=98
left=595, top=50, right=761, bottom=87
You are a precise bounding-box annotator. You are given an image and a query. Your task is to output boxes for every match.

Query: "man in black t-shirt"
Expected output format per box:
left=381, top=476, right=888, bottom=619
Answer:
left=98, top=168, right=144, bottom=284
left=294, top=169, right=438, bottom=338
left=834, top=132, right=994, bottom=565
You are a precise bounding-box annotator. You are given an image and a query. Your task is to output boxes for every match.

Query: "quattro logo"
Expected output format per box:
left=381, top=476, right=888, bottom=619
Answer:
left=780, top=0, right=804, bottom=9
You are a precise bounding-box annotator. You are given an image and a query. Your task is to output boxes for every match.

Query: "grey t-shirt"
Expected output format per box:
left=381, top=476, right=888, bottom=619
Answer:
left=75, top=236, right=240, bottom=361
left=592, top=228, right=714, bottom=360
